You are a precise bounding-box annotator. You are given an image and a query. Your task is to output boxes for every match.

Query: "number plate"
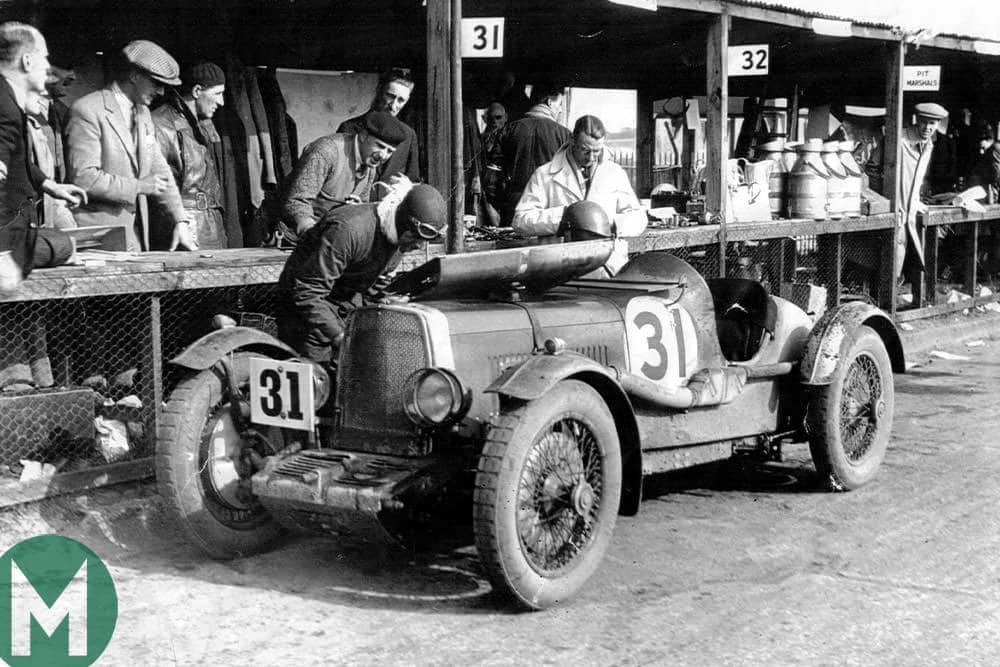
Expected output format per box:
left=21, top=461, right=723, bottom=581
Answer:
left=250, top=357, right=315, bottom=431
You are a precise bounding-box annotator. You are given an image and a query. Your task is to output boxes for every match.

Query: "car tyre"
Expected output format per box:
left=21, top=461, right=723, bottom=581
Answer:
left=806, top=325, right=895, bottom=491
left=474, top=380, right=622, bottom=610
left=156, top=352, right=285, bottom=559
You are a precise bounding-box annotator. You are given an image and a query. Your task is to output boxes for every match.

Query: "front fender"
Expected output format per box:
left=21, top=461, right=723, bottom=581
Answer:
left=486, top=352, right=644, bottom=517
left=485, top=351, right=619, bottom=400
left=171, top=326, right=298, bottom=371
left=799, top=302, right=905, bottom=385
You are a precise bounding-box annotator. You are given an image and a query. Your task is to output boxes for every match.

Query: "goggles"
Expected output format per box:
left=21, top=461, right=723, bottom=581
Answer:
left=402, top=215, right=445, bottom=241
left=412, top=219, right=445, bottom=241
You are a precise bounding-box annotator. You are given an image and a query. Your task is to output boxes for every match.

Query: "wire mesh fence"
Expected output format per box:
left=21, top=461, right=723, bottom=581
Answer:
left=0, top=256, right=284, bottom=486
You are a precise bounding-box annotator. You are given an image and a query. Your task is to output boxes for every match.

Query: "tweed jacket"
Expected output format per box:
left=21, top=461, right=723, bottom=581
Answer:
left=66, top=87, right=187, bottom=251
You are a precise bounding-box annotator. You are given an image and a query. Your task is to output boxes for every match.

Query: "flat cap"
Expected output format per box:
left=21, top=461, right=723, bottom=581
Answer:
left=914, top=102, right=949, bottom=120
left=184, top=61, right=224, bottom=89
left=363, top=111, right=408, bottom=147
left=122, top=40, right=180, bottom=86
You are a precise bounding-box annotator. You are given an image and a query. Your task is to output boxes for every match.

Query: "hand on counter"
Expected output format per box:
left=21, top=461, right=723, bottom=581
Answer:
left=170, top=221, right=199, bottom=251
left=0, top=250, right=21, bottom=295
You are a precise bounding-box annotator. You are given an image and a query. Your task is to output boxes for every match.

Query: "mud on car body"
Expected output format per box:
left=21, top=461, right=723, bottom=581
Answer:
left=156, top=240, right=904, bottom=610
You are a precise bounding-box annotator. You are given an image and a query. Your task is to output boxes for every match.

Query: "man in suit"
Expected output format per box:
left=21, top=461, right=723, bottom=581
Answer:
left=337, top=69, right=420, bottom=187
left=0, top=22, right=87, bottom=295
left=66, top=39, right=196, bottom=253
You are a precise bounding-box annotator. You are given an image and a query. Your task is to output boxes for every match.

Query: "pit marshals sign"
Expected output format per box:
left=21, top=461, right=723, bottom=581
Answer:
left=903, top=66, right=941, bottom=91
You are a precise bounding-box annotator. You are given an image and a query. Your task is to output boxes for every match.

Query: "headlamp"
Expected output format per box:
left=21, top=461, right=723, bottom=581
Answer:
left=402, top=368, right=470, bottom=427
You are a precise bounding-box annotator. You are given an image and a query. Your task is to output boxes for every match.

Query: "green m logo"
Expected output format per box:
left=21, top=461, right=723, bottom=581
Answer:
left=0, top=535, right=117, bottom=666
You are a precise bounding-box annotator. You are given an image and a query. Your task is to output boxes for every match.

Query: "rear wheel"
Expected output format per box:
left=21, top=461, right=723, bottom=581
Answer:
left=474, top=380, right=622, bottom=610
left=156, top=353, right=285, bottom=558
left=806, top=326, right=895, bottom=491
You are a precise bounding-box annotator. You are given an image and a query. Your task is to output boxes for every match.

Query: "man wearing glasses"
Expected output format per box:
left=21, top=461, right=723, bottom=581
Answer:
left=277, top=183, right=447, bottom=364
left=67, top=40, right=196, bottom=252
left=512, top=114, right=644, bottom=239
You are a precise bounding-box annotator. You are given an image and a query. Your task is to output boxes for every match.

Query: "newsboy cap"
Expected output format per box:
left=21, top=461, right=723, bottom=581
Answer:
left=914, top=102, right=949, bottom=120
left=122, top=40, right=181, bottom=86
left=184, top=61, right=224, bottom=88
left=363, top=111, right=409, bottom=147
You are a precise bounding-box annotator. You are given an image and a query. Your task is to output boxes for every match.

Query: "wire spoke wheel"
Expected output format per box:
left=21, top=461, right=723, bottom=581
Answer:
left=474, top=380, right=622, bottom=610
left=840, top=352, right=884, bottom=462
left=516, top=418, right=603, bottom=575
left=806, top=325, right=895, bottom=491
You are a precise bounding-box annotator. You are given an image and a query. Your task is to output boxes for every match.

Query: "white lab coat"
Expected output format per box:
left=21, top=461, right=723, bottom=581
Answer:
left=512, top=145, right=646, bottom=238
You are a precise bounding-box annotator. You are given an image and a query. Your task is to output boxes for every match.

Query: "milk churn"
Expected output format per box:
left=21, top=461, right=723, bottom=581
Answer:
left=838, top=140, right=863, bottom=217
left=822, top=140, right=848, bottom=220
left=788, top=138, right=828, bottom=220
left=757, top=138, right=786, bottom=218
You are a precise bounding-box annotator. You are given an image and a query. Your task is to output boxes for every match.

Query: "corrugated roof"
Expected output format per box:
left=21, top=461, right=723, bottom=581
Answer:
left=731, top=0, right=1000, bottom=43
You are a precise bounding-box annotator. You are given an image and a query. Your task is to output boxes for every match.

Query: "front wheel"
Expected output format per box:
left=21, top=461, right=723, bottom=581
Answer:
left=156, top=352, right=285, bottom=559
left=805, top=325, right=895, bottom=491
left=474, top=380, right=622, bottom=610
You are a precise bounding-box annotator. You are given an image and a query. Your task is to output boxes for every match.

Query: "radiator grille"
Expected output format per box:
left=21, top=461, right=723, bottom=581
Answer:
left=337, top=307, right=428, bottom=439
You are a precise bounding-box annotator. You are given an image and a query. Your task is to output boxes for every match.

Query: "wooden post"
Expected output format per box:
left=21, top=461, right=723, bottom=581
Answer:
left=448, top=0, right=465, bottom=253
left=706, top=11, right=730, bottom=277
left=635, top=89, right=655, bottom=199
left=426, top=0, right=452, bottom=214
left=877, top=39, right=906, bottom=313
left=964, top=221, right=979, bottom=298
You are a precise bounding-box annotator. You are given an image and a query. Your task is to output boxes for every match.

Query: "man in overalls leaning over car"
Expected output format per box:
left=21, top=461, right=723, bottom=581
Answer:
left=275, top=181, right=447, bottom=365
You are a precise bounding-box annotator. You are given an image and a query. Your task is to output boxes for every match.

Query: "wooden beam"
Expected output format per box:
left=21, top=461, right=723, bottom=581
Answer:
left=426, top=0, right=452, bottom=197
left=635, top=89, right=655, bottom=199
left=706, top=10, right=729, bottom=276
left=655, top=0, right=901, bottom=41
left=877, top=39, right=905, bottom=311
left=448, top=0, right=465, bottom=254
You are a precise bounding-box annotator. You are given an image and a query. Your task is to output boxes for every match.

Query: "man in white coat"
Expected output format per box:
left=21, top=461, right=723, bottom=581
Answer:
left=513, top=114, right=645, bottom=273
left=897, top=102, right=947, bottom=283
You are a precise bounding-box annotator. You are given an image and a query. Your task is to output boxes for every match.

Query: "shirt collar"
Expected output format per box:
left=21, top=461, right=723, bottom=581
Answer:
left=109, top=81, right=134, bottom=118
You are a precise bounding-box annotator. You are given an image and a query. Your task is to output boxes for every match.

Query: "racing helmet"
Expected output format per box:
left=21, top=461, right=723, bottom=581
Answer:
left=558, top=201, right=614, bottom=241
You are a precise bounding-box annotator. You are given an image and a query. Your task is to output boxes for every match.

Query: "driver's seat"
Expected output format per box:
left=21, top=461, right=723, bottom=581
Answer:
left=706, top=278, right=777, bottom=362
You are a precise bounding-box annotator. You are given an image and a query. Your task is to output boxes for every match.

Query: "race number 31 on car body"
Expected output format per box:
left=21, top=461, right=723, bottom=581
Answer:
left=624, top=296, right=699, bottom=387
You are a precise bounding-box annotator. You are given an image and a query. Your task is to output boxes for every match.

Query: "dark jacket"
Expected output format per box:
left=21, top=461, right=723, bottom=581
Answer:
left=497, top=107, right=571, bottom=225
left=0, top=77, right=47, bottom=274
left=277, top=204, right=400, bottom=361
left=338, top=113, right=420, bottom=184
left=0, top=78, right=46, bottom=223
left=966, top=141, right=1000, bottom=194
left=152, top=100, right=227, bottom=249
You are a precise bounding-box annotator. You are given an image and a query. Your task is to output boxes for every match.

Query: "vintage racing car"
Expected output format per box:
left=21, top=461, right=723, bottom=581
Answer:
left=156, top=239, right=902, bottom=610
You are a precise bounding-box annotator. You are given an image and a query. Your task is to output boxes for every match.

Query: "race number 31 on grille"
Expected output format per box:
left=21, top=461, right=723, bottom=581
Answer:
left=250, top=357, right=315, bottom=431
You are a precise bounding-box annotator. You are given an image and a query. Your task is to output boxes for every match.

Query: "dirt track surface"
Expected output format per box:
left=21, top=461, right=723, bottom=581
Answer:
left=2, top=338, right=999, bottom=665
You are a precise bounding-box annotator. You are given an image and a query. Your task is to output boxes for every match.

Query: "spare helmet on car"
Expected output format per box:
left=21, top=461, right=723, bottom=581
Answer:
left=558, top=200, right=614, bottom=241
